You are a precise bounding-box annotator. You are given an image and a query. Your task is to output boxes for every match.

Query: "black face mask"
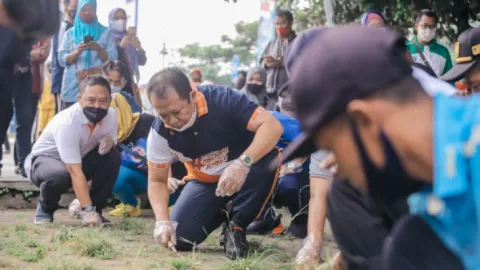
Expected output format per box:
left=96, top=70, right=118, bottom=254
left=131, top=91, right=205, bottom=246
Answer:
left=349, top=119, right=426, bottom=204
left=83, top=107, right=108, bottom=125
left=68, top=10, right=77, bottom=20
left=247, top=83, right=264, bottom=95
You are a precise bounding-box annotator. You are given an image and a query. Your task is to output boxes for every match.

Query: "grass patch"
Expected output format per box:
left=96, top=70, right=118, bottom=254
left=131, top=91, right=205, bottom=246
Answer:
left=116, top=218, right=147, bottom=235
left=170, top=257, right=194, bottom=270
left=6, top=241, right=46, bottom=262
left=52, top=226, right=76, bottom=244
left=44, top=258, right=95, bottom=270
left=80, top=237, right=117, bottom=259
left=223, top=240, right=294, bottom=270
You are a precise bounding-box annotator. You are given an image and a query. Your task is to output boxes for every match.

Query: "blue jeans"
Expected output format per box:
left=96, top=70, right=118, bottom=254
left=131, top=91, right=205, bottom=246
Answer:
left=112, top=165, right=180, bottom=206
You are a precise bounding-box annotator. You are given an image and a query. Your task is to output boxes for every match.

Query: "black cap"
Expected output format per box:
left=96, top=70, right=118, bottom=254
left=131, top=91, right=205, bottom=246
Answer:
left=281, top=26, right=412, bottom=163
left=278, top=27, right=329, bottom=98
left=441, top=27, right=480, bottom=82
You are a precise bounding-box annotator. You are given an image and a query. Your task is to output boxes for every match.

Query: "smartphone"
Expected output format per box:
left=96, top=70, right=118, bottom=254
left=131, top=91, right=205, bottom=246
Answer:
left=84, top=35, right=94, bottom=43
left=127, top=26, right=137, bottom=37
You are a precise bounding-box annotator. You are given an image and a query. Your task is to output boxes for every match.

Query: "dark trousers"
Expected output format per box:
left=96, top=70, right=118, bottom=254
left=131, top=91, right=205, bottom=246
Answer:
left=0, top=89, right=13, bottom=169
left=383, top=215, right=464, bottom=270
left=30, top=147, right=121, bottom=213
left=274, top=170, right=310, bottom=224
left=12, top=72, right=38, bottom=169
left=327, top=179, right=409, bottom=270
left=170, top=149, right=279, bottom=250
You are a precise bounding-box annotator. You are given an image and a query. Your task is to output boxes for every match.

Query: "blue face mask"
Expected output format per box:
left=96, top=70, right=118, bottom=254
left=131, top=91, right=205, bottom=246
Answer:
left=349, top=119, right=426, bottom=204
left=110, top=85, right=122, bottom=94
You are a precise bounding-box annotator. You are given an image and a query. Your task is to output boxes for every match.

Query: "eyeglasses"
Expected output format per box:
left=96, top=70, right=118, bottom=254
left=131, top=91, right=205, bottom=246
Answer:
left=419, top=24, right=436, bottom=30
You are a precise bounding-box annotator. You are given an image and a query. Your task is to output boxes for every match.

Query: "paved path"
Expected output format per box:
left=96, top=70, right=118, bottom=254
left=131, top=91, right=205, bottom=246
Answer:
left=1, top=144, right=37, bottom=191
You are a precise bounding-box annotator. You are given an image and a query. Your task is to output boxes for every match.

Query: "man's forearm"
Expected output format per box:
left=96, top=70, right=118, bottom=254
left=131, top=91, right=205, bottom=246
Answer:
left=307, top=178, right=329, bottom=239
left=148, top=181, right=170, bottom=221
left=70, top=172, right=92, bottom=207
left=243, top=122, right=282, bottom=163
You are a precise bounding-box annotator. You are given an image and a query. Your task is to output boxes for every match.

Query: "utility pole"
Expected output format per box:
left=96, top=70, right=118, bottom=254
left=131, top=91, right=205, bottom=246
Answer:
left=160, top=36, right=168, bottom=68
left=134, top=0, right=139, bottom=27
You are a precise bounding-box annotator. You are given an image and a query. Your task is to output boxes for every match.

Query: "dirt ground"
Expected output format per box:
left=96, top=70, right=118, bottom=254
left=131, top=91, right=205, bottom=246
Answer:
left=0, top=209, right=337, bottom=270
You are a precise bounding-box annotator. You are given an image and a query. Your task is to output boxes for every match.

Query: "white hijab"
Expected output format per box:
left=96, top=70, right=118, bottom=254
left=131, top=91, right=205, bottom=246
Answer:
left=412, top=66, right=456, bottom=97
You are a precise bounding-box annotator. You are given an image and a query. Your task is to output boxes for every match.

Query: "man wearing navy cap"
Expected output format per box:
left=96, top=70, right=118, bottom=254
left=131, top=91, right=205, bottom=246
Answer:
left=282, top=26, right=474, bottom=269
left=441, top=27, right=480, bottom=95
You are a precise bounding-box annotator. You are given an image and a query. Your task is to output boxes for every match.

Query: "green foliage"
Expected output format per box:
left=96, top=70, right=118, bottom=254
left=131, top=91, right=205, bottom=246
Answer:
left=275, top=0, right=480, bottom=41
left=177, top=20, right=259, bottom=85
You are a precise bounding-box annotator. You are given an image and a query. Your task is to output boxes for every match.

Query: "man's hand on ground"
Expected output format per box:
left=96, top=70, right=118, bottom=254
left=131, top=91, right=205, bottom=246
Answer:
left=154, top=221, right=177, bottom=251
left=216, top=159, right=250, bottom=197
left=167, top=178, right=184, bottom=194
left=79, top=205, right=101, bottom=226
left=98, top=136, right=115, bottom=155
left=295, top=235, right=323, bottom=266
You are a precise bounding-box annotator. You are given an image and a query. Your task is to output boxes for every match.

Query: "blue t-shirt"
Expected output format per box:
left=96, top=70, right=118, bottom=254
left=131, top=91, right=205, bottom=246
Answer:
left=270, top=111, right=310, bottom=172
left=409, top=94, right=480, bottom=269
left=146, top=85, right=264, bottom=183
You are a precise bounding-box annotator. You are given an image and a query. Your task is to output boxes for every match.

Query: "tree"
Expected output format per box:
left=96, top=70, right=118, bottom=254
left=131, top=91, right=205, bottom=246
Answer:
left=177, top=20, right=259, bottom=85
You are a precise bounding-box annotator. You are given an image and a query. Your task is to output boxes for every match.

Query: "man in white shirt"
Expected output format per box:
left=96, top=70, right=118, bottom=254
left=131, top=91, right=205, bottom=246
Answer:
left=25, top=75, right=120, bottom=225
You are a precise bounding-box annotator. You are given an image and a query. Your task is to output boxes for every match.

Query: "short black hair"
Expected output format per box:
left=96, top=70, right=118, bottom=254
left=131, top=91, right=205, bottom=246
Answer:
left=276, top=10, right=294, bottom=23
left=102, top=60, right=134, bottom=94
left=79, top=75, right=111, bottom=95
left=147, top=67, right=192, bottom=102
left=415, top=9, right=438, bottom=24
left=373, top=75, right=428, bottom=103
left=238, top=70, right=247, bottom=77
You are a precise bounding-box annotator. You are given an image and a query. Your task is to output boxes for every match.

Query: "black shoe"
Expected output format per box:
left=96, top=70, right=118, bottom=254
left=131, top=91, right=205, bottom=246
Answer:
left=98, top=212, right=111, bottom=225
left=34, top=203, right=54, bottom=224
left=287, top=222, right=307, bottom=239
left=246, top=213, right=283, bottom=235
left=224, top=222, right=249, bottom=260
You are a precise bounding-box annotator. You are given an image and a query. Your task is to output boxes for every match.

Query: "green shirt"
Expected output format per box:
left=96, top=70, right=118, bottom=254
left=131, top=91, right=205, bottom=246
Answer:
left=406, top=36, right=453, bottom=77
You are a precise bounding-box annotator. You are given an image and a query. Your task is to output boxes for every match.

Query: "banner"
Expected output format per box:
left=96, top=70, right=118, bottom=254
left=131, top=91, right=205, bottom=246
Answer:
left=256, top=0, right=276, bottom=64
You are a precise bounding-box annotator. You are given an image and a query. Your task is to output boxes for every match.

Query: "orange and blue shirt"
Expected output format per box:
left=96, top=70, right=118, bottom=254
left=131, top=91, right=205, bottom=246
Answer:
left=146, top=85, right=264, bottom=183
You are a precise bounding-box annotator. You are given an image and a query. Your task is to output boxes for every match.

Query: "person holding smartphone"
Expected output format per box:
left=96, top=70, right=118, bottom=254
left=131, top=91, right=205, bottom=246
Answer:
left=108, top=8, right=147, bottom=85
left=58, top=0, right=118, bottom=110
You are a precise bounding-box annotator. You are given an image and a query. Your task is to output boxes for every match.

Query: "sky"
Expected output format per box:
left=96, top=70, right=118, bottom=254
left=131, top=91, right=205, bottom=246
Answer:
left=95, top=0, right=262, bottom=84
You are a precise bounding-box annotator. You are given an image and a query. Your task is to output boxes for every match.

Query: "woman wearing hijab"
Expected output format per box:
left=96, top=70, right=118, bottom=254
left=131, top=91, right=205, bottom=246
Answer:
left=239, top=67, right=277, bottom=111
left=108, top=8, right=146, bottom=109
left=361, top=10, right=387, bottom=27
left=58, top=0, right=117, bottom=110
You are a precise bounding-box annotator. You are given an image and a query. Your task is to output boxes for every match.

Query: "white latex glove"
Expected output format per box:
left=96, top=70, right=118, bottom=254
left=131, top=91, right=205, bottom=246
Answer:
left=68, top=199, right=81, bottom=219
left=154, top=221, right=178, bottom=251
left=98, top=136, right=115, bottom=155
left=215, top=159, right=250, bottom=197
left=167, top=178, right=185, bottom=194
left=295, top=235, right=323, bottom=266
left=79, top=206, right=102, bottom=227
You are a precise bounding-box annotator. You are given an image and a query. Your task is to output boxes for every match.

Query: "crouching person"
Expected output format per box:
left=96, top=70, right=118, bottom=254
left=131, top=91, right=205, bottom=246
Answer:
left=146, top=68, right=283, bottom=259
left=25, top=75, right=120, bottom=226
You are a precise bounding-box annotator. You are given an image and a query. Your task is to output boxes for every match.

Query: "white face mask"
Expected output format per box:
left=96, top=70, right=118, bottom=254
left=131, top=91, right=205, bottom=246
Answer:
left=110, top=85, right=122, bottom=94
left=418, top=28, right=436, bottom=43
left=170, top=102, right=197, bottom=132
left=111, top=20, right=127, bottom=32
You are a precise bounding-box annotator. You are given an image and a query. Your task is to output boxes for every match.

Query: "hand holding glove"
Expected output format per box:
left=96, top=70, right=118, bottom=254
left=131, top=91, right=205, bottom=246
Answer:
left=98, top=136, right=115, bottom=155
left=154, top=221, right=178, bottom=251
left=295, top=235, right=323, bottom=266
left=79, top=205, right=101, bottom=227
left=167, top=178, right=185, bottom=194
left=215, top=159, right=250, bottom=197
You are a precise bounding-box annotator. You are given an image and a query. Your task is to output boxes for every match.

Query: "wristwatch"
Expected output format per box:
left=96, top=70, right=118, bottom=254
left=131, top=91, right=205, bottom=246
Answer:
left=239, top=154, right=253, bottom=167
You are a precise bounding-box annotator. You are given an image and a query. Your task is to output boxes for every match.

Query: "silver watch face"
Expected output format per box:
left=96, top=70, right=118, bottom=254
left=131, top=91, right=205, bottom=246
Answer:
left=242, top=155, right=252, bottom=165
